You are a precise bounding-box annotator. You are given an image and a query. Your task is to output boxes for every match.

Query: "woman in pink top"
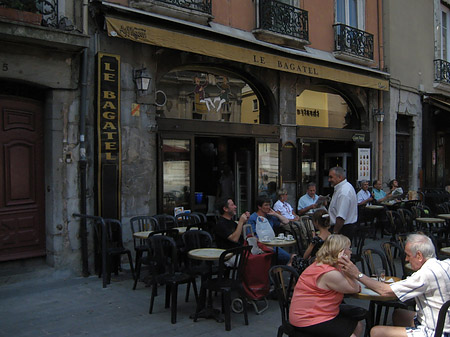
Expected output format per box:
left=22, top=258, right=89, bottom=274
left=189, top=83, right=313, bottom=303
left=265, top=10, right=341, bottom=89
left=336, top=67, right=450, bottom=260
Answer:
left=289, top=234, right=363, bottom=337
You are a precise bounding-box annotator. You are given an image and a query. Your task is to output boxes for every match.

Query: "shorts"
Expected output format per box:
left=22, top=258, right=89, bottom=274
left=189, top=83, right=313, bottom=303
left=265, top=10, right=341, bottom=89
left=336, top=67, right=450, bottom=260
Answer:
left=405, top=318, right=449, bottom=337
left=293, top=312, right=358, bottom=337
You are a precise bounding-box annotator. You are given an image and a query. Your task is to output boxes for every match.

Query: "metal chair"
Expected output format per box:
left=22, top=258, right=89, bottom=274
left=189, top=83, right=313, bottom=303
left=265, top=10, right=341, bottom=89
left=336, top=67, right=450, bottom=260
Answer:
left=147, top=234, right=198, bottom=324
left=176, top=212, right=202, bottom=227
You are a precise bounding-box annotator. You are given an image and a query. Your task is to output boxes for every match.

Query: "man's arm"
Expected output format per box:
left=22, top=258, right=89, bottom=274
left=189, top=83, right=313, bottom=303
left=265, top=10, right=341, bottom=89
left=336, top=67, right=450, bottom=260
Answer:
left=298, top=203, right=317, bottom=215
left=268, top=208, right=289, bottom=225
left=339, top=255, right=396, bottom=297
left=333, top=217, right=345, bottom=234
left=227, top=212, right=250, bottom=243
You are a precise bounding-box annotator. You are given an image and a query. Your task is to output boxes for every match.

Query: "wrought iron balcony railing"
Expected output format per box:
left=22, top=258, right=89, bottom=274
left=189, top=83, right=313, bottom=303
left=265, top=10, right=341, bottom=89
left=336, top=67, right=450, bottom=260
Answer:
left=155, top=0, right=212, bottom=14
left=0, top=0, right=59, bottom=28
left=258, top=0, right=309, bottom=41
left=333, top=24, right=373, bottom=60
left=434, top=59, right=450, bottom=84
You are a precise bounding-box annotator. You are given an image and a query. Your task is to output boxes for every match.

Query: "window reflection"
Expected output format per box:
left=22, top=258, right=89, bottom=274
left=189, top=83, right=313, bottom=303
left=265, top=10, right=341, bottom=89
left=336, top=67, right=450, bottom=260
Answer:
left=296, top=89, right=360, bottom=129
left=162, top=139, right=190, bottom=214
left=157, top=70, right=260, bottom=124
left=301, top=142, right=317, bottom=195
left=258, top=143, right=279, bottom=201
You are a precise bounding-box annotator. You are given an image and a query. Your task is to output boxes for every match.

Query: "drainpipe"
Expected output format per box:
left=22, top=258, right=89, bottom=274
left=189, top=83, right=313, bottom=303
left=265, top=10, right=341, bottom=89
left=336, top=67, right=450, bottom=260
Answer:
left=80, top=0, right=89, bottom=277
left=377, top=0, right=384, bottom=183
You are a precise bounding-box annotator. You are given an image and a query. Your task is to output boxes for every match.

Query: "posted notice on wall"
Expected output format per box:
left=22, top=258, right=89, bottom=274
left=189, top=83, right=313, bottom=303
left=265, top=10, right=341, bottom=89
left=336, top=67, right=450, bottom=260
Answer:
left=358, top=148, right=371, bottom=181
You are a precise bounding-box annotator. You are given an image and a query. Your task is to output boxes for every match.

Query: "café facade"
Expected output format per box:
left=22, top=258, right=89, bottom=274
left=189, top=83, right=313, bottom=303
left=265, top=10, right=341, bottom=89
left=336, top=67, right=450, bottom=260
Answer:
left=95, top=1, right=389, bottom=224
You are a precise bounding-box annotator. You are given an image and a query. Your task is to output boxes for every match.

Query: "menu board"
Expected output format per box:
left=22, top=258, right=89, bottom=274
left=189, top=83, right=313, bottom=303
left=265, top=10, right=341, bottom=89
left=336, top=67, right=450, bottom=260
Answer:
left=358, top=148, right=371, bottom=181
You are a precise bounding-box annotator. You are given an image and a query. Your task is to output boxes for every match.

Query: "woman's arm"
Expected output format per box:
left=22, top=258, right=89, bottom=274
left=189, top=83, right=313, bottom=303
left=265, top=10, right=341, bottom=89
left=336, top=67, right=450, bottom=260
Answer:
left=303, top=242, right=315, bottom=259
left=319, top=269, right=361, bottom=294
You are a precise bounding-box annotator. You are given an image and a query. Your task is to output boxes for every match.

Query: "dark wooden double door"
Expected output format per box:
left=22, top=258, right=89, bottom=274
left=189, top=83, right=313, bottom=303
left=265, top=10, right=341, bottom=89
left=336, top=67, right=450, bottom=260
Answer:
left=0, top=97, right=45, bottom=261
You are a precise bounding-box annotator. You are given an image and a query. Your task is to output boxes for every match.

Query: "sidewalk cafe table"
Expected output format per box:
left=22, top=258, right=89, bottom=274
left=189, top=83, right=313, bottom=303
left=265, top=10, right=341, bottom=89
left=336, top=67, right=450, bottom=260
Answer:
left=188, top=248, right=230, bottom=323
left=352, top=276, right=401, bottom=333
left=133, top=226, right=188, bottom=239
left=441, top=247, right=450, bottom=256
left=261, top=238, right=297, bottom=262
left=437, top=214, right=450, bottom=220
left=415, top=217, right=445, bottom=231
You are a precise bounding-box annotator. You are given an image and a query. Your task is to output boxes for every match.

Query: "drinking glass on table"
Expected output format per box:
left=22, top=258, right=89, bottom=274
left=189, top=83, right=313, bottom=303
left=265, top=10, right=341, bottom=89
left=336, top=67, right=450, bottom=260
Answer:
left=377, top=268, right=386, bottom=282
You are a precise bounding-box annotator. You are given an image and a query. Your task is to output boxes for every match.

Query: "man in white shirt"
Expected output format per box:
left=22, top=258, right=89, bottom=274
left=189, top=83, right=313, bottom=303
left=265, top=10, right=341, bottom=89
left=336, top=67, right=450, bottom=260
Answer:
left=297, top=182, right=320, bottom=215
left=357, top=180, right=373, bottom=206
left=328, top=167, right=358, bottom=241
left=339, top=233, right=450, bottom=337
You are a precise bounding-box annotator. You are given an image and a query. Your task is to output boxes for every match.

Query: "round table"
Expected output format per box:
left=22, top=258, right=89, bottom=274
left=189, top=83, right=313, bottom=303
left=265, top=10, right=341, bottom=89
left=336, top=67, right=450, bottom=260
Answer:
left=133, top=226, right=188, bottom=239
left=261, top=238, right=297, bottom=248
left=437, top=214, right=450, bottom=220
left=352, top=276, right=401, bottom=301
left=188, top=248, right=227, bottom=261
left=365, top=205, right=384, bottom=210
left=415, top=217, right=445, bottom=231
left=440, top=247, right=450, bottom=256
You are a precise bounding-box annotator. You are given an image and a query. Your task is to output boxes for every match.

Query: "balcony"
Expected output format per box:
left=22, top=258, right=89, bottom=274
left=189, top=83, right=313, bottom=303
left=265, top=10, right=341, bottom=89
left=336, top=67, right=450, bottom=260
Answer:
left=434, top=59, right=450, bottom=85
left=253, top=0, right=309, bottom=50
left=130, top=0, right=213, bottom=25
left=333, top=24, right=373, bottom=65
left=0, top=0, right=60, bottom=28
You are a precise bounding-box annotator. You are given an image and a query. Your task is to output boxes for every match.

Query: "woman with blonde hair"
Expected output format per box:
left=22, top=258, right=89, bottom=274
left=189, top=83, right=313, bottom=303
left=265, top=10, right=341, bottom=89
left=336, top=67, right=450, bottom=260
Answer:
left=289, top=234, right=363, bottom=337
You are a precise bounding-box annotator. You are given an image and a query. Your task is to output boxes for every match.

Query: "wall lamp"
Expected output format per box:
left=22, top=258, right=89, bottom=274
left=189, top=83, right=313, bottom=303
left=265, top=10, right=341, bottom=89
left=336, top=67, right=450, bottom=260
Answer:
left=373, top=109, right=385, bottom=123
left=134, top=68, right=151, bottom=94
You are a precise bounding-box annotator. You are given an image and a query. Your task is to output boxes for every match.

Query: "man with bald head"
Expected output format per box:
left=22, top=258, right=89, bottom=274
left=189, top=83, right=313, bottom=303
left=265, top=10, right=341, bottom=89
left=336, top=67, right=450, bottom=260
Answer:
left=328, top=166, right=358, bottom=241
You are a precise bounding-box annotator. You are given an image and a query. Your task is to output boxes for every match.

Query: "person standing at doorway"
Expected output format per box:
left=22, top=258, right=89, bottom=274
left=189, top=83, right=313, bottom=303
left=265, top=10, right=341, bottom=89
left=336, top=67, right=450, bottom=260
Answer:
left=217, top=164, right=235, bottom=199
left=328, top=167, right=358, bottom=241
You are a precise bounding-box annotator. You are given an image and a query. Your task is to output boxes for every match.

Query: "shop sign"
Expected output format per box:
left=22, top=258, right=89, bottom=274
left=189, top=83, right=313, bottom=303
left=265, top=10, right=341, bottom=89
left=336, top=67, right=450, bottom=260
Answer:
left=352, top=133, right=366, bottom=142
left=97, top=52, right=121, bottom=218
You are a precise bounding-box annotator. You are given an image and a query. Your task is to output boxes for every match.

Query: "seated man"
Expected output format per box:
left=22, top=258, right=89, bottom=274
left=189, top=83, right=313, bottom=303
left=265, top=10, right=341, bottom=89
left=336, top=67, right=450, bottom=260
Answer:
left=372, top=179, right=393, bottom=203
left=297, top=182, right=320, bottom=215
left=273, top=189, right=300, bottom=232
left=357, top=180, right=374, bottom=206
left=339, top=233, right=450, bottom=337
left=214, top=197, right=250, bottom=250
left=248, top=196, right=292, bottom=265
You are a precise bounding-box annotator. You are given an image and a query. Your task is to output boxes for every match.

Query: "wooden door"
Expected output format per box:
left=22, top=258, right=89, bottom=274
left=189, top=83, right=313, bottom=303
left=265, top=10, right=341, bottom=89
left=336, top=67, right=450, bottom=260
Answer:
left=0, top=96, right=45, bottom=261
left=396, top=135, right=410, bottom=192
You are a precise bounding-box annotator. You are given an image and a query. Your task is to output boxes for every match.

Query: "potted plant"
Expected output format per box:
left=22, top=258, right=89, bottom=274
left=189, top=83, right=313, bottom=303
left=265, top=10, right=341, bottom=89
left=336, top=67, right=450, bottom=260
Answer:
left=0, top=0, right=42, bottom=25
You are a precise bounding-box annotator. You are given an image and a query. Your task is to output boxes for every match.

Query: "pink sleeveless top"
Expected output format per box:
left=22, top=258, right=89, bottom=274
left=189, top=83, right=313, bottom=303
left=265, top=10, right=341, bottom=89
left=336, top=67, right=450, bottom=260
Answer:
left=289, top=262, right=343, bottom=327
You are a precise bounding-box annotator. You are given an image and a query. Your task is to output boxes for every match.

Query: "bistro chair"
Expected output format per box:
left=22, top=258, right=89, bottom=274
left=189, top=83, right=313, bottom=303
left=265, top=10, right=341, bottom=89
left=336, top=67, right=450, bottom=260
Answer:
left=289, top=222, right=307, bottom=256
left=147, top=234, right=198, bottom=324
left=193, top=245, right=252, bottom=331
left=181, top=229, right=215, bottom=302
left=130, top=215, right=159, bottom=288
left=176, top=212, right=202, bottom=228
left=98, top=219, right=135, bottom=286
left=152, top=214, right=178, bottom=230
left=397, top=208, right=415, bottom=232
left=133, top=228, right=180, bottom=290
left=242, top=223, right=255, bottom=240
left=434, top=300, right=450, bottom=337
left=268, top=265, right=314, bottom=337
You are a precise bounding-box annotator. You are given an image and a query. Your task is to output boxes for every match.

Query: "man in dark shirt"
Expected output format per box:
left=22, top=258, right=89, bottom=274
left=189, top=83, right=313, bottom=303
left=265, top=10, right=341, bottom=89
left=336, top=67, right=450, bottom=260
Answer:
left=214, top=197, right=250, bottom=250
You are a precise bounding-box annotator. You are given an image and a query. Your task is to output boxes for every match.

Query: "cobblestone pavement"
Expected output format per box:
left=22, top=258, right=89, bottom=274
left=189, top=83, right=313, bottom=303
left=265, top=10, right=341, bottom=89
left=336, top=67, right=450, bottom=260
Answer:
left=0, top=236, right=396, bottom=337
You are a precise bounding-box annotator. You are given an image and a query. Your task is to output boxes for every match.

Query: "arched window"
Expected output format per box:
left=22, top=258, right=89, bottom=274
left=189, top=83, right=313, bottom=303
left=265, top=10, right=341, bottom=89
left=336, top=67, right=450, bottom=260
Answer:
left=296, top=89, right=360, bottom=129
left=157, top=69, right=262, bottom=124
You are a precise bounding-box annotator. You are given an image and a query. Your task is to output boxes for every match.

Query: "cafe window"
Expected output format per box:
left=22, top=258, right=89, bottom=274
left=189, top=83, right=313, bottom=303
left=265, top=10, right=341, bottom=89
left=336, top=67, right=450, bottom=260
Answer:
left=296, top=89, right=360, bottom=129
left=162, top=139, right=191, bottom=214
left=157, top=70, right=261, bottom=124
left=258, top=142, right=279, bottom=197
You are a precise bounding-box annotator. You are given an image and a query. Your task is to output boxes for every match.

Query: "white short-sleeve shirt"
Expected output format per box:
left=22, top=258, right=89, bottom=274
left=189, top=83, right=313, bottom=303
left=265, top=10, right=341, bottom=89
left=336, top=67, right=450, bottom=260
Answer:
left=328, top=179, right=357, bottom=225
left=390, top=258, right=450, bottom=333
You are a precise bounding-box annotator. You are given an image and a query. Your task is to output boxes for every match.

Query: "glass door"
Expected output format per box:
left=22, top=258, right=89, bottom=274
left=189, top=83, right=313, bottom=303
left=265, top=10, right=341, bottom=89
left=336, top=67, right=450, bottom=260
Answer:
left=159, top=135, right=194, bottom=215
left=257, top=140, right=279, bottom=206
left=298, top=140, right=318, bottom=196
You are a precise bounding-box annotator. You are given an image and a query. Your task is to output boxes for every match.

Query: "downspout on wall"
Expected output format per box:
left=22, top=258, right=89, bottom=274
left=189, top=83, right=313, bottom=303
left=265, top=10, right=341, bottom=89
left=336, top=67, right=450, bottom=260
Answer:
left=377, top=0, right=384, bottom=183
left=80, top=0, right=89, bottom=277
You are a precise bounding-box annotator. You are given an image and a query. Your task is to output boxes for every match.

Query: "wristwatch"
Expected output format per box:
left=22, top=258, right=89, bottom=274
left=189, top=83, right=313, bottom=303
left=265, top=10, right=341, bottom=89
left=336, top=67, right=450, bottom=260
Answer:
left=357, top=272, right=364, bottom=280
